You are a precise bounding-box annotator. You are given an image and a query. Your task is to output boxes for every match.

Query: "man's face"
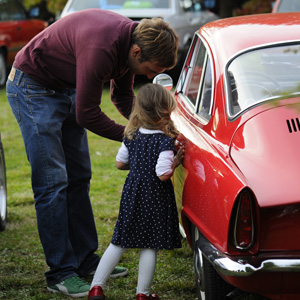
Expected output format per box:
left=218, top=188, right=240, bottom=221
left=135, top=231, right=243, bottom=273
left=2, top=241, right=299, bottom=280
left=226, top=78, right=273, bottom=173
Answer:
left=128, top=45, right=166, bottom=79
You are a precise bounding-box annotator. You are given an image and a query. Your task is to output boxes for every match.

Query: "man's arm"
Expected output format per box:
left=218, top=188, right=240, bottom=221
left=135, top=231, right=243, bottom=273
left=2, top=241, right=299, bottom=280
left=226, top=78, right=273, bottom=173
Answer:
left=110, top=70, right=136, bottom=120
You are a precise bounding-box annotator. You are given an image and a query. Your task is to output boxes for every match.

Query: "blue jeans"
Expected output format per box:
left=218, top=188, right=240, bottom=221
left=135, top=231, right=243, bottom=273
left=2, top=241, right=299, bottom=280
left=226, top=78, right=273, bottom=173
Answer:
left=6, top=68, right=99, bottom=285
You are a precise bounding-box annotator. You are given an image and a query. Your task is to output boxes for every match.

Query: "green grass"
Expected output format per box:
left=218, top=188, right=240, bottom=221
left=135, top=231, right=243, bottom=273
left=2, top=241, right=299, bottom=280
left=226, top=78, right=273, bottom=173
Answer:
left=0, top=86, right=268, bottom=300
left=0, top=86, right=196, bottom=300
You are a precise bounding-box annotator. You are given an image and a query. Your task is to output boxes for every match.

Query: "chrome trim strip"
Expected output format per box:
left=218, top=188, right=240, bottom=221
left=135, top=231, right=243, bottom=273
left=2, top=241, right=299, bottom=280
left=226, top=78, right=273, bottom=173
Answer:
left=198, top=233, right=300, bottom=277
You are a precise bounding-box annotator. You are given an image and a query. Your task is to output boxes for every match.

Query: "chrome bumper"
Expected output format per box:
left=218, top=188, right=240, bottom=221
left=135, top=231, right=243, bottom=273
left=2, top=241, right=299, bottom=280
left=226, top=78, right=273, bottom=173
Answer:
left=198, top=234, right=300, bottom=277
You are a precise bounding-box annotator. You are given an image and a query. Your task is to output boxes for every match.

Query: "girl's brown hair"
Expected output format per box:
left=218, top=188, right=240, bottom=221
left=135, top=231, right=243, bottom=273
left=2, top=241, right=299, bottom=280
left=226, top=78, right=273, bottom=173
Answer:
left=124, top=84, right=179, bottom=139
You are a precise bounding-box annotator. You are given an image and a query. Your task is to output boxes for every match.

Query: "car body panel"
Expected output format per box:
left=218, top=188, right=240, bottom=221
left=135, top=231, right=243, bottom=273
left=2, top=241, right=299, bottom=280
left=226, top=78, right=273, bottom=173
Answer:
left=0, top=19, right=46, bottom=66
left=230, top=101, right=300, bottom=208
left=0, top=0, right=47, bottom=86
left=172, top=12, right=300, bottom=299
left=173, top=94, right=246, bottom=253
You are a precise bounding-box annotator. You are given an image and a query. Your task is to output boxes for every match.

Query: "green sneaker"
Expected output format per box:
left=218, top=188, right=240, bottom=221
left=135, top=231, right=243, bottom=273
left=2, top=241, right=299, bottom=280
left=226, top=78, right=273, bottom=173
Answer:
left=47, top=275, right=90, bottom=298
left=110, top=266, right=128, bottom=278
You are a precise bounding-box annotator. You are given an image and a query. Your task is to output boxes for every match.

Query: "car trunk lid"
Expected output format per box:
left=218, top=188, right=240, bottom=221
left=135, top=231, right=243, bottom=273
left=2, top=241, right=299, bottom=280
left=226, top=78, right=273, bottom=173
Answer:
left=230, top=101, right=300, bottom=251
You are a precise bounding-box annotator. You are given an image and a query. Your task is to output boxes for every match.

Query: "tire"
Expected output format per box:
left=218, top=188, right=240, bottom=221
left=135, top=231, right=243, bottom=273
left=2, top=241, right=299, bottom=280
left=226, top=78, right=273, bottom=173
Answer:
left=193, top=225, right=233, bottom=300
left=0, top=138, right=7, bottom=231
left=0, top=49, right=7, bottom=88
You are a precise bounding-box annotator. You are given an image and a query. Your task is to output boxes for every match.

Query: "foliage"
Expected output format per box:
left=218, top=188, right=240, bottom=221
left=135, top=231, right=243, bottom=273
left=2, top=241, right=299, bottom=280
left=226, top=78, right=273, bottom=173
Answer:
left=233, top=0, right=273, bottom=16
left=23, top=0, right=68, bottom=15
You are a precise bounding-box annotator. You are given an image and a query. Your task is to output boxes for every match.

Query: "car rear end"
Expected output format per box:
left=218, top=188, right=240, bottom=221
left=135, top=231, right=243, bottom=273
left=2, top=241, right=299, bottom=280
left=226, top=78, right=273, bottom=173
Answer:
left=218, top=31, right=300, bottom=298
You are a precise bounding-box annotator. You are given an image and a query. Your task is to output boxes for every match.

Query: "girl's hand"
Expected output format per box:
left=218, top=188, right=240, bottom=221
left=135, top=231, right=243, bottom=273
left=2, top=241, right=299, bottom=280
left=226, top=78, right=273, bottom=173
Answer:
left=174, top=145, right=185, bottom=168
left=174, top=139, right=183, bottom=151
left=116, top=161, right=129, bottom=170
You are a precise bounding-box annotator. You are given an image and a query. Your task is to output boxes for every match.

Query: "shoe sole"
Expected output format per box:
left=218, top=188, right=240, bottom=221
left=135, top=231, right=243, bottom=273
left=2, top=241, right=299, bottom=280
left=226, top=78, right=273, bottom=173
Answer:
left=110, top=269, right=129, bottom=278
left=89, top=296, right=105, bottom=300
left=47, top=287, right=89, bottom=298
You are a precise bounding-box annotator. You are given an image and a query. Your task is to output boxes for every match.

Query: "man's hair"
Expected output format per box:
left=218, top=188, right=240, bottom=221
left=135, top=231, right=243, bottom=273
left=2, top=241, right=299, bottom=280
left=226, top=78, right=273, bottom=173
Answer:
left=131, top=18, right=179, bottom=70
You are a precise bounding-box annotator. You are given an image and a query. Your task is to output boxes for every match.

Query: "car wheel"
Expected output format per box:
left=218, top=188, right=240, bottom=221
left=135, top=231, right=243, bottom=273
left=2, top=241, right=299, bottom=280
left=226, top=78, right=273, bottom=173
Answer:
left=0, top=138, right=7, bottom=231
left=0, top=49, right=7, bottom=88
left=193, top=226, right=233, bottom=300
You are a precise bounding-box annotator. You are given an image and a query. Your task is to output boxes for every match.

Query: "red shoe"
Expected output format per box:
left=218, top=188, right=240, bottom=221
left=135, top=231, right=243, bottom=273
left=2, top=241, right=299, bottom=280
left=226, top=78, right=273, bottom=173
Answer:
left=88, top=285, right=106, bottom=300
left=136, top=293, right=160, bottom=300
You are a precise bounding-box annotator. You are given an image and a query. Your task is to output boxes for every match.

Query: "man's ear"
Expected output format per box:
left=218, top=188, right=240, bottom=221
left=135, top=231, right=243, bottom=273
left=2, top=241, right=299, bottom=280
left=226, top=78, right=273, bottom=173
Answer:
left=131, top=44, right=142, bottom=58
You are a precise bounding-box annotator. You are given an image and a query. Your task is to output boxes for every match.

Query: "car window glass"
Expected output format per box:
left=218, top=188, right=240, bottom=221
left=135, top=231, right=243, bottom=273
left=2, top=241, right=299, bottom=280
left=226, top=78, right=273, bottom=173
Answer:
left=176, top=37, right=197, bottom=93
left=0, top=0, right=26, bottom=21
left=226, top=42, right=300, bottom=118
left=184, top=38, right=206, bottom=107
left=197, top=57, right=212, bottom=120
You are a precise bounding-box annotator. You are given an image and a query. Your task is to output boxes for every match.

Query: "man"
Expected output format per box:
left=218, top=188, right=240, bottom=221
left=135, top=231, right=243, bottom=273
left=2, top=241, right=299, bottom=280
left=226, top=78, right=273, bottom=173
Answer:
left=6, top=8, right=178, bottom=298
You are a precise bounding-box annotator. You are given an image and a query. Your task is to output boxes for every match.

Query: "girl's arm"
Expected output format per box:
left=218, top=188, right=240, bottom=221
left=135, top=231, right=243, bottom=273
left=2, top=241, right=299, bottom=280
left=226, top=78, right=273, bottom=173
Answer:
left=116, top=161, right=129, bottom=170
left=158, top=146, right=185, bottom=181
left=116, top=141, right=129, bottom=170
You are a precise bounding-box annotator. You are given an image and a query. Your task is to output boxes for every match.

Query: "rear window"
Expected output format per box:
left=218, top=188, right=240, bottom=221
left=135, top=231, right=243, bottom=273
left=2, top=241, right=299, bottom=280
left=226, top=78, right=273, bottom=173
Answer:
left=226, top=42, right=300, bottom=118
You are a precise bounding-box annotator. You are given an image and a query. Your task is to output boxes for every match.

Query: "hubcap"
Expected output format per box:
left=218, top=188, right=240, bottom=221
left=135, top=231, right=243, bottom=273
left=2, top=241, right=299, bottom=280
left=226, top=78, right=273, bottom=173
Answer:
left=0, top=53, right=6, bottom=87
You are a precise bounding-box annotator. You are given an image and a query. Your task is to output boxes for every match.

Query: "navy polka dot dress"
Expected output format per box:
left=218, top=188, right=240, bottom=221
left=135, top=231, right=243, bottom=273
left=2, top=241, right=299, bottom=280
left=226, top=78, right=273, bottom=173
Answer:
left=111, top=131, right=182, bottom=250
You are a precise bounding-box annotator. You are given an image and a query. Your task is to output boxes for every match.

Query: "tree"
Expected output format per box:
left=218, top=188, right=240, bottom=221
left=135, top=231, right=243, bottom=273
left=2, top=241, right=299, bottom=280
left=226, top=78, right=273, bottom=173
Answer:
left=23, top=0, right=68, bottom=16
left=208, top=0, right=273, bottom=18
left=217, top=0, right=244, bottom=18
left=233, top=0, right=273, bottom=16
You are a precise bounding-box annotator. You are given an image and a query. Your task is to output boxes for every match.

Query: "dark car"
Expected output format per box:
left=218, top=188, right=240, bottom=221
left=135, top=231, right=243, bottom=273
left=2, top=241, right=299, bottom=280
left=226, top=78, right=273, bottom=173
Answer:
left=60, top=0, right=219, bottom=81
left=0, top=133, right=6, bottom=231
left=0, top=0, right=47, bottom=87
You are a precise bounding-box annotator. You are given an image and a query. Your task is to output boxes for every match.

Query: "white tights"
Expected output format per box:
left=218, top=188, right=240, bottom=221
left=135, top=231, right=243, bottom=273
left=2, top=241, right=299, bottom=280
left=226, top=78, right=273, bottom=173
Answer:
left=91, top=243, right=157, bottom=296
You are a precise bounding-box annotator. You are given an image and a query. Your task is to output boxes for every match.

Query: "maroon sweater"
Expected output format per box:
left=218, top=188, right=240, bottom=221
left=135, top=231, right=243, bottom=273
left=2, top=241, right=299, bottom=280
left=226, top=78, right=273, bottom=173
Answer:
left=15, top=9, right=138, bottom=142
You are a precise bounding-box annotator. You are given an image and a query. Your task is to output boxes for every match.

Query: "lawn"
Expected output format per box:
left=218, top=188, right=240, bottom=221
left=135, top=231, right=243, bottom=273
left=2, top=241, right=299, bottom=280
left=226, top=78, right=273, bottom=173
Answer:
left=0, top=86, right=268, bottom=300
left=0, top=86, right=196, bottom=300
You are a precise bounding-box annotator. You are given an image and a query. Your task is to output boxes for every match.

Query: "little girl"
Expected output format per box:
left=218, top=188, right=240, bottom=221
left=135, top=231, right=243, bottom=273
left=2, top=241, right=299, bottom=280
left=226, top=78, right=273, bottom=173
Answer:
left=88, top=83, right=185, bottom=300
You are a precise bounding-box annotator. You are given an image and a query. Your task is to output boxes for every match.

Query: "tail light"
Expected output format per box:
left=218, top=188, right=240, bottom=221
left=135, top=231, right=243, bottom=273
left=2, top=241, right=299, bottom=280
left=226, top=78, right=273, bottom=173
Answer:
left=229, top=189, right=257, bottom=251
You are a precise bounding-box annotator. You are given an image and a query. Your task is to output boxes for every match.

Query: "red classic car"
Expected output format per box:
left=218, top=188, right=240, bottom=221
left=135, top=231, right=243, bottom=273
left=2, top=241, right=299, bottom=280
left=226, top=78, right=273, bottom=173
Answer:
left=165, top=11, right=300, bottom=300
left=0, top=0, right=47, bottom=86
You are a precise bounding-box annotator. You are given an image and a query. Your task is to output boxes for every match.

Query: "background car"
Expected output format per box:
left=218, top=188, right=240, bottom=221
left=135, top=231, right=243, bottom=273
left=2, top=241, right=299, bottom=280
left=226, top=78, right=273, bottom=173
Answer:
left=168, top=11, right=300, bottom=300
left=0, top=0, right=47, bottom=87
left=272, top=0, right=300, bottom=12
left=0, top=133, right=6, bottom=231
left=60, top=0, right=219, bottom=81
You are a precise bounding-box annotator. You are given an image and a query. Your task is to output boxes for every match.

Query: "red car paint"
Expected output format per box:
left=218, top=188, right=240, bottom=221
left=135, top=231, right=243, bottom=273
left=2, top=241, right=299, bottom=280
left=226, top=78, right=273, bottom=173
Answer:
left=0, top=0, right=47, bottom=86
left=172, top=12, right=300, bottom=300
